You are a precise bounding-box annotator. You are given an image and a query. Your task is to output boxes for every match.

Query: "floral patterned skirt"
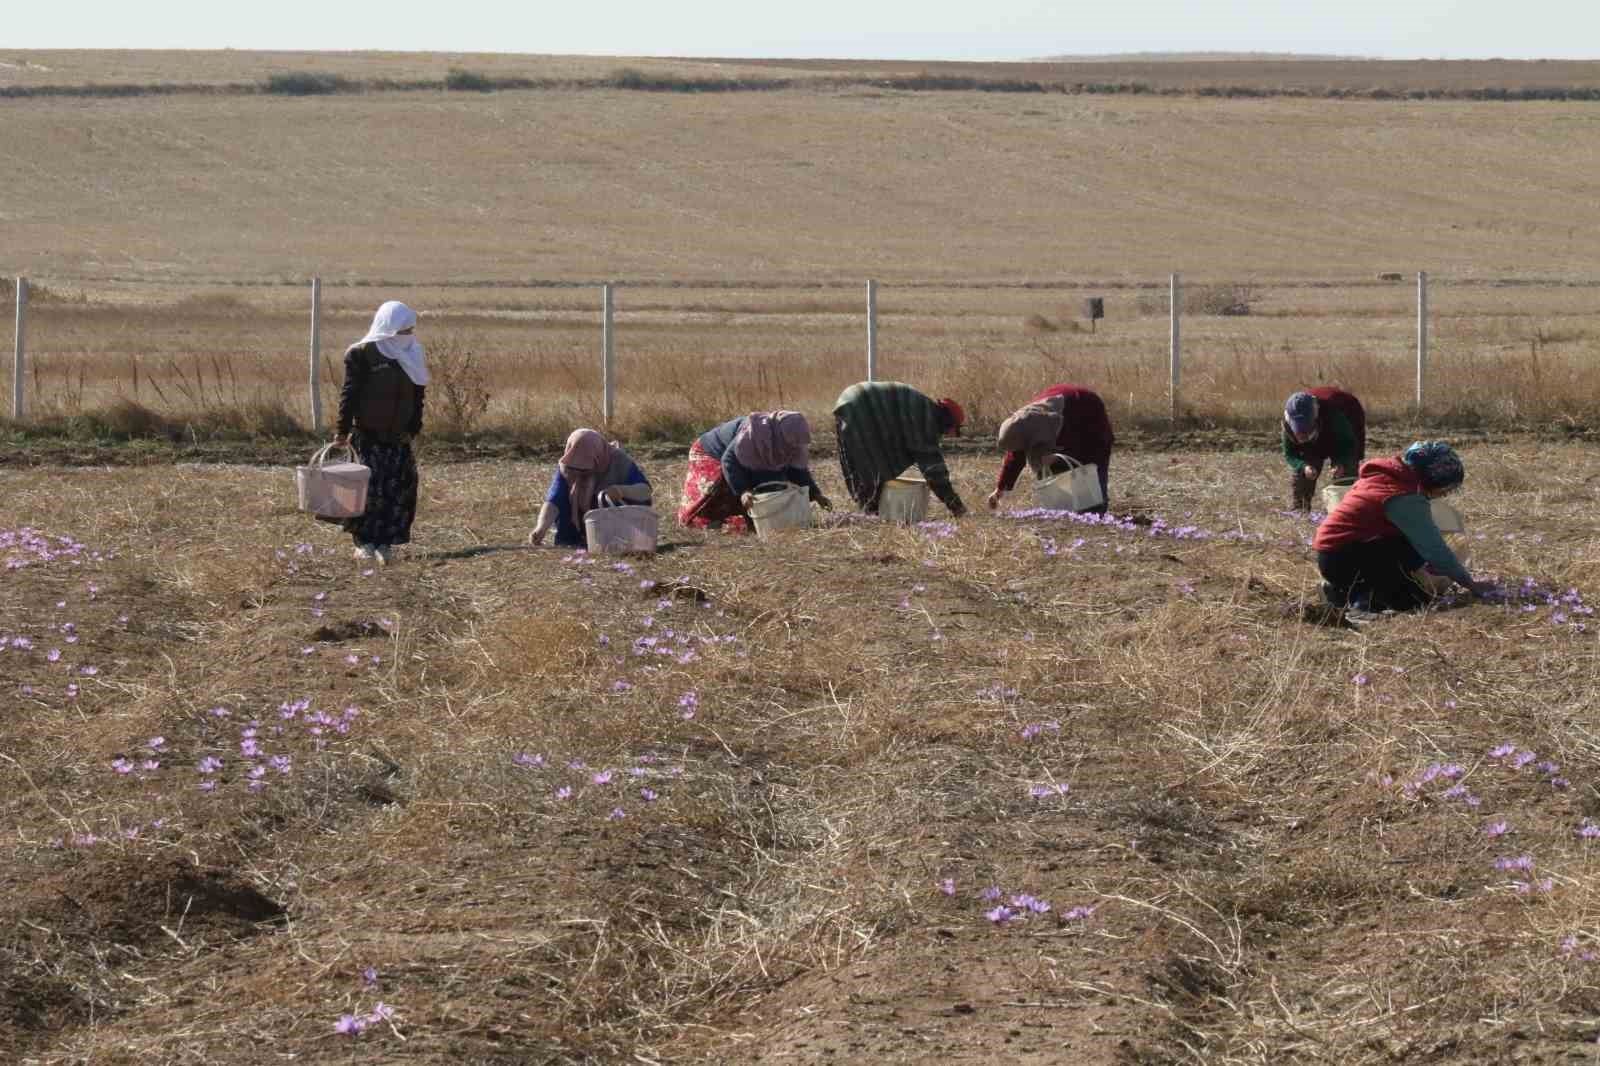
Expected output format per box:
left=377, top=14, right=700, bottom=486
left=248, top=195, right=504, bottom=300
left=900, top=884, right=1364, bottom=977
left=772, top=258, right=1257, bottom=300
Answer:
left=342, top=437, right=418, bottom=547
left=676, top=441, right=748, bottom=531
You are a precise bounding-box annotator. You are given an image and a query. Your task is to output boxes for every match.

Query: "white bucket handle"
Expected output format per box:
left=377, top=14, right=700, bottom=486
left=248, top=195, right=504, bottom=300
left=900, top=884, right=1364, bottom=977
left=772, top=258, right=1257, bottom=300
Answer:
left=1048, top=452, right=1083, bottom=470
left=308, top=442, right=358, bottom=467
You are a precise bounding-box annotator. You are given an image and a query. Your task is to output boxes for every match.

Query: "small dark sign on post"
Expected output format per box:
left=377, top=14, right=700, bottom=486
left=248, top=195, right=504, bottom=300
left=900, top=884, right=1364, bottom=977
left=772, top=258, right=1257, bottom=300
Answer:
left=1084, top=297, right=1105, bottom=333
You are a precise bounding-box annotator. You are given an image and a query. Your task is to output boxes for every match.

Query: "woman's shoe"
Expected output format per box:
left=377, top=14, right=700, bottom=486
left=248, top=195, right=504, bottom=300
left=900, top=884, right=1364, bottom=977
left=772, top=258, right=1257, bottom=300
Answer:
left=354, top=544, right=376, bottom=560
left=374, top=546, right=394, bottom=566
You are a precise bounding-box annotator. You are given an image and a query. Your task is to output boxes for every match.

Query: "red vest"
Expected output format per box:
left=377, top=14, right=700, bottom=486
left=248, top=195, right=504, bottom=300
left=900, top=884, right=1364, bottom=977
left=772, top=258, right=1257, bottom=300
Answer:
left=1312, top=457, right=1424, bottom=552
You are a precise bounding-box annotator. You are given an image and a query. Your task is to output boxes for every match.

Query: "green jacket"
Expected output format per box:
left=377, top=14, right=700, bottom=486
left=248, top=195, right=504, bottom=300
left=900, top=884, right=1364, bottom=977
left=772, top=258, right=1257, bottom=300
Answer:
left=1282, top=409, right=1359, bottom=473
left=832, top=382, right=961, bottom=509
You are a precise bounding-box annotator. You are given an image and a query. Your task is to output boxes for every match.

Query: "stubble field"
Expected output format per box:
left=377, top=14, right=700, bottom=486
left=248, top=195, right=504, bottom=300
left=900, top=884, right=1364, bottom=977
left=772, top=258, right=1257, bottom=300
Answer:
left=8, top=50, right=1600, bottom=1066
left=8, top=445, right=1600, bottom=1065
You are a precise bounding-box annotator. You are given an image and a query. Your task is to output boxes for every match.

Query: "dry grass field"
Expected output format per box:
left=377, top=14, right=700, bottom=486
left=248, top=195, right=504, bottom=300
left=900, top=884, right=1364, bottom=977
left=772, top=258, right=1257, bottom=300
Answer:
left=8, top=445, right=1600, bottom=1065
left=8, top=50, right=1600, bottom=1065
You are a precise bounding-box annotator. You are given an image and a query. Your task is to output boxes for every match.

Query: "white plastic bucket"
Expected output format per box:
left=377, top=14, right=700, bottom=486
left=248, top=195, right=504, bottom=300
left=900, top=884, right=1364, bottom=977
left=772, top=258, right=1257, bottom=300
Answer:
left=747, top=482, right=811, bottom=538
left=879, top=476, right=930, bottom=525
left=1320, top=477, right=1357, bottom=513
left=585, top=505, right=659, bottom=554
left=296, top=444, right=371, bottom=519
left=1033, top=453, right=1104, bottom=512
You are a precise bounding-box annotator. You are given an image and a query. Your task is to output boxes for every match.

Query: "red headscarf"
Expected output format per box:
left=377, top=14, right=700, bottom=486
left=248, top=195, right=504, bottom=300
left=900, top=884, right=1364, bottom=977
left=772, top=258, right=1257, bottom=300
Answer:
left=937, top=398, right=966, bottom=436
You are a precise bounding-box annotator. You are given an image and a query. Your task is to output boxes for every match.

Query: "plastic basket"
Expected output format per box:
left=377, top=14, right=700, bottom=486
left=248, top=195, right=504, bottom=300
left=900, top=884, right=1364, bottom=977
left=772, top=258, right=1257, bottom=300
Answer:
left=295, top=444, right=371, bottom=519
left=879, top=476, right=930, bottom=525
left=584, top=504, right=659, bottom=554
left=747, top=482, right=811, bottom=538
left=1033, top=453, right=1104, bottom=512
left=1320, top=477, right=1357, bottom=513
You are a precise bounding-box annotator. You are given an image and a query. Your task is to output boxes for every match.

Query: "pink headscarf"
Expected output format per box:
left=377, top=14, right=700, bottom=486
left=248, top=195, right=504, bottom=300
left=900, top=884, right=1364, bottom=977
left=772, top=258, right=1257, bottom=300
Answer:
left=732, top=411, right=811, bottom=471
left=560, top=428, right=629, bottom=521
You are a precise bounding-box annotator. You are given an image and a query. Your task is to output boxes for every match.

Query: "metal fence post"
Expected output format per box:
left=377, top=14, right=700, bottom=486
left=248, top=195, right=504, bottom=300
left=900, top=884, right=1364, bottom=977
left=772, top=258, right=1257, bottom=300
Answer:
left=1169, top=273, right=1181, bottom=423
left=12, top=277, right=27, bottom=419
left=602, top=282, right=616, bottom=426
left=1416, top=271, right=1428, bottom=412
left=308, top=276, right=322, bottom=434
left=866, top=279, right=878, bottom=382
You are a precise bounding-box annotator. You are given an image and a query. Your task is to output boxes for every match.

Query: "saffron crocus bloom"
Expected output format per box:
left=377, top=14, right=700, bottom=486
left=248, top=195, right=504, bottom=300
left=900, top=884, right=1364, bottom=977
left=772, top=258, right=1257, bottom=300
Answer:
left=607, top=807, right=626, bottom=821
left=335, top=1014, right=366, bottom=1036
left=110, top=757, right=134, bottom=774
left=939, top=878, right=956, bottom=896
left=980, top=886, right=1003, bottom=902
left=591, top=770, right=614, bottom=785
left=1488, top=744, right=1515, bottom=759
left=363, top=966, right=379, bottom=985
left=1352, top=673, right=1369, bottom=687
left=1484, top=821, right=1510, bottom=838
left=555, top=786, right=573, bottom=800
left=1494, top=855, right=1535, bottom=872
left=1061, top=905, right=1097, bottom=921
left=985, top=906, right=1014, bottom=925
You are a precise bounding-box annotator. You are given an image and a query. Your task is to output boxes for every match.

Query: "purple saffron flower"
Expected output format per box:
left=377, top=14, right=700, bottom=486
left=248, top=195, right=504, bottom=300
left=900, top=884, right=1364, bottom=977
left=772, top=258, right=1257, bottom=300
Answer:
left=140, top=759, right=159, bottom=772
left=1494, top=855, right=1535, bottom=872
left=1577, top=822, right=1600, bottom=840
left=110, top=757, right=134, bottom=774
left=985, top=906, right=1014, bottom=925
left=591, top=770, right=614, bottom=785
left=1352, top=673, right=1369, bottom=687
left=612, top=679, right=633, bottom=693
left=46, top=648, right=60, bottom=662
left=980, top=886, right=1003, bottom=902
left=939, top=878, right=956, bottom=896
left=363, top=966, right=379, bottom=985
left=555, top=786, right=573, bottom=800
left=335, top=1014, right=366, bottom=1036
left=1484, top=821, right=1509, bottom=838
left=1512, top=751, right=1538, bottom=769
left=1488, top=744, right=1515, bottom=759
left=513, top=753, right=544, bottom=769
left=607, top=807, right=626, bottom=821
left=640, top=788, right=658, bottom=802
left=148, top=736, right=166, bottom=751
left=1061, top=905, right=1097, bottom=921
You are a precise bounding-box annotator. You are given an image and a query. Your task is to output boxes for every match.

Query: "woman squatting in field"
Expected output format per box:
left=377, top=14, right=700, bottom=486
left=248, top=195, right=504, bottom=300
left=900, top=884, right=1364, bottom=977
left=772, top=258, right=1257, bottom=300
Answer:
left=831, top=382, right=967, bottom=517
left=1314, top=441, right=1496, bottom=615
left=528, top=429, right=653, bottom=547
left=1283, top=387, right=1366, bottom=511
left=677, top=411, right=832, bottom=531
left=333, top=301, right=428, bottom=565
left=987, top=384, right=1114, bottom=514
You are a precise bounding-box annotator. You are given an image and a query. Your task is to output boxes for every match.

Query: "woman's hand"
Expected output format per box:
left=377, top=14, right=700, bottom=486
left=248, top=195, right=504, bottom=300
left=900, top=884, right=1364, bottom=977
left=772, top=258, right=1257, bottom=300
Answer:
left=527, top=526, right=549, bottom=547
left=1302, top=465, right=1318, bottom=480
left=986, top=489, right=1003, bottom=511
left=813, top=491, right=833, bottom=511
left=333, top=434, right=351, bottom=448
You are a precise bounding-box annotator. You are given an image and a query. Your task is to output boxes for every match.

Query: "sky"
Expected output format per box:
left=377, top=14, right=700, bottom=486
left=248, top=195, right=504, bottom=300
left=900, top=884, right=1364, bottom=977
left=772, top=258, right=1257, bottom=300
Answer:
left=7, top=0, right=1599, bottom=60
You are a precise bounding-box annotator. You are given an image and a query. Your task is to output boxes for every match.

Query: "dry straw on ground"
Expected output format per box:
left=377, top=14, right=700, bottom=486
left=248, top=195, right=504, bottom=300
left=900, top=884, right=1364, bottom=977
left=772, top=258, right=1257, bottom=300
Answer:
left=6, top=445, right=1600, bottom=1064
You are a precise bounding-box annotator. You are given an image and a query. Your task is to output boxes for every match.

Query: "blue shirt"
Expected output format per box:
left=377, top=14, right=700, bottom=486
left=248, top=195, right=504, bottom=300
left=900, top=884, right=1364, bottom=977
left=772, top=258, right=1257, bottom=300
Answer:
left=546, top=463, right=650, bottom=547
left=698, top=416, right=817, bottom=499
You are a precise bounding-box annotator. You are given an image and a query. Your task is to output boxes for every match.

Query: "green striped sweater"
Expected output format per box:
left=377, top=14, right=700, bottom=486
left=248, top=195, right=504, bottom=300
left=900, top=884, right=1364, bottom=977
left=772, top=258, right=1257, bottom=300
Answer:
left=831, top=382, right=961, bottom=509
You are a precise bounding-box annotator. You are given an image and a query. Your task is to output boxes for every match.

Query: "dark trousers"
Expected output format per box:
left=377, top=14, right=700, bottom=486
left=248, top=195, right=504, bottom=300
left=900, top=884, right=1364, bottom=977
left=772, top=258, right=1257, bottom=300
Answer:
left=1292, top=468, right=1319, bottom=510
left=1317, top=538, right=1430, bottom=612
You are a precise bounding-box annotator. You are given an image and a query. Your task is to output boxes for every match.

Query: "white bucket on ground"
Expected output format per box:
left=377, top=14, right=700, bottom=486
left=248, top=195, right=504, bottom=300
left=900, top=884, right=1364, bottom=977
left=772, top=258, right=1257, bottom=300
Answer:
left=296, top=444, right=371, bottom=519
left=747, top=482, right=811, bottom=538
left=585, top=505, right=659, bottom=554
left=879, top=476, right=930, bottom=525
left=1033, top=453, right=1104, bottom=512
left=1320, top=477, right=1356, bottom=512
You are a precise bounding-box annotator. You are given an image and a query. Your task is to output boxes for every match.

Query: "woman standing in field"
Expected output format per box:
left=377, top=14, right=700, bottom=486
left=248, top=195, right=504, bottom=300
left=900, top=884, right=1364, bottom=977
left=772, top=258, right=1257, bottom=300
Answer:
left=334, top=301, right=427, bottom=565
left=832, top=381, right=967, bottom=516
left=678, top=411, right=831, bottom=530
left=528, top=429, right=653, bottom=547
left=1282, top=387, right=1365, bottom=511
left=1313, top=441, right=1494, bottom=614
left=986, top=384, right=1114, bottom=514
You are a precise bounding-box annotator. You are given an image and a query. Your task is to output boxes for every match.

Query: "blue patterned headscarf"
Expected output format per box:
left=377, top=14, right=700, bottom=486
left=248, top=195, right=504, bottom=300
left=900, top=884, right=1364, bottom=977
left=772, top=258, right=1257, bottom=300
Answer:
left=1402, top=441, right=1465, bottom=491
left=1284, top=391, right=1319, bottom=435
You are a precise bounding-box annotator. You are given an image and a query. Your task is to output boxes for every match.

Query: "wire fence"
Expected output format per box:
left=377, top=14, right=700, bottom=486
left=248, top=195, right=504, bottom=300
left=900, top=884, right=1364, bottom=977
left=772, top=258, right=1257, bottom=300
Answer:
left=6, top=272, right=1600, bottom=436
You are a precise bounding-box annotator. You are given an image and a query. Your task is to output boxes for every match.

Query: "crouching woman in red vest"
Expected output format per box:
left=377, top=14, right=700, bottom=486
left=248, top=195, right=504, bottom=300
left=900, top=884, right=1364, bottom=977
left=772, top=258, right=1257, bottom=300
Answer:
left=1312, top=442, right=1495, bottom=613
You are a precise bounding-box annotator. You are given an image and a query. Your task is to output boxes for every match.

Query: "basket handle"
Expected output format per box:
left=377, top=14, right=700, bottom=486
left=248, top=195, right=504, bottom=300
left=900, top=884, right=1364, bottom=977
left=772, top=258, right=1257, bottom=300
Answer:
left=1048, top=453, right=1084, bottom=469
left=750, top=481, right=793, bottom=496
left=308, top=442, right=357, bottom=467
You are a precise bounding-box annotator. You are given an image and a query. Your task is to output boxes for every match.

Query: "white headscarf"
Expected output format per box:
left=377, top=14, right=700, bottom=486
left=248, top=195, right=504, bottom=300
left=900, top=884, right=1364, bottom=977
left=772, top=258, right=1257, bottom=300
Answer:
left=350, top=301, right=429, bottom=386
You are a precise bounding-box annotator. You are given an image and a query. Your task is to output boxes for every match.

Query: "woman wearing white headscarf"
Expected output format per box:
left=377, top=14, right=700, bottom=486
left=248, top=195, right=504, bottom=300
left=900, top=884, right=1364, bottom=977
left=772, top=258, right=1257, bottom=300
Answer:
left=332, top=301, right=429, bottom=564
